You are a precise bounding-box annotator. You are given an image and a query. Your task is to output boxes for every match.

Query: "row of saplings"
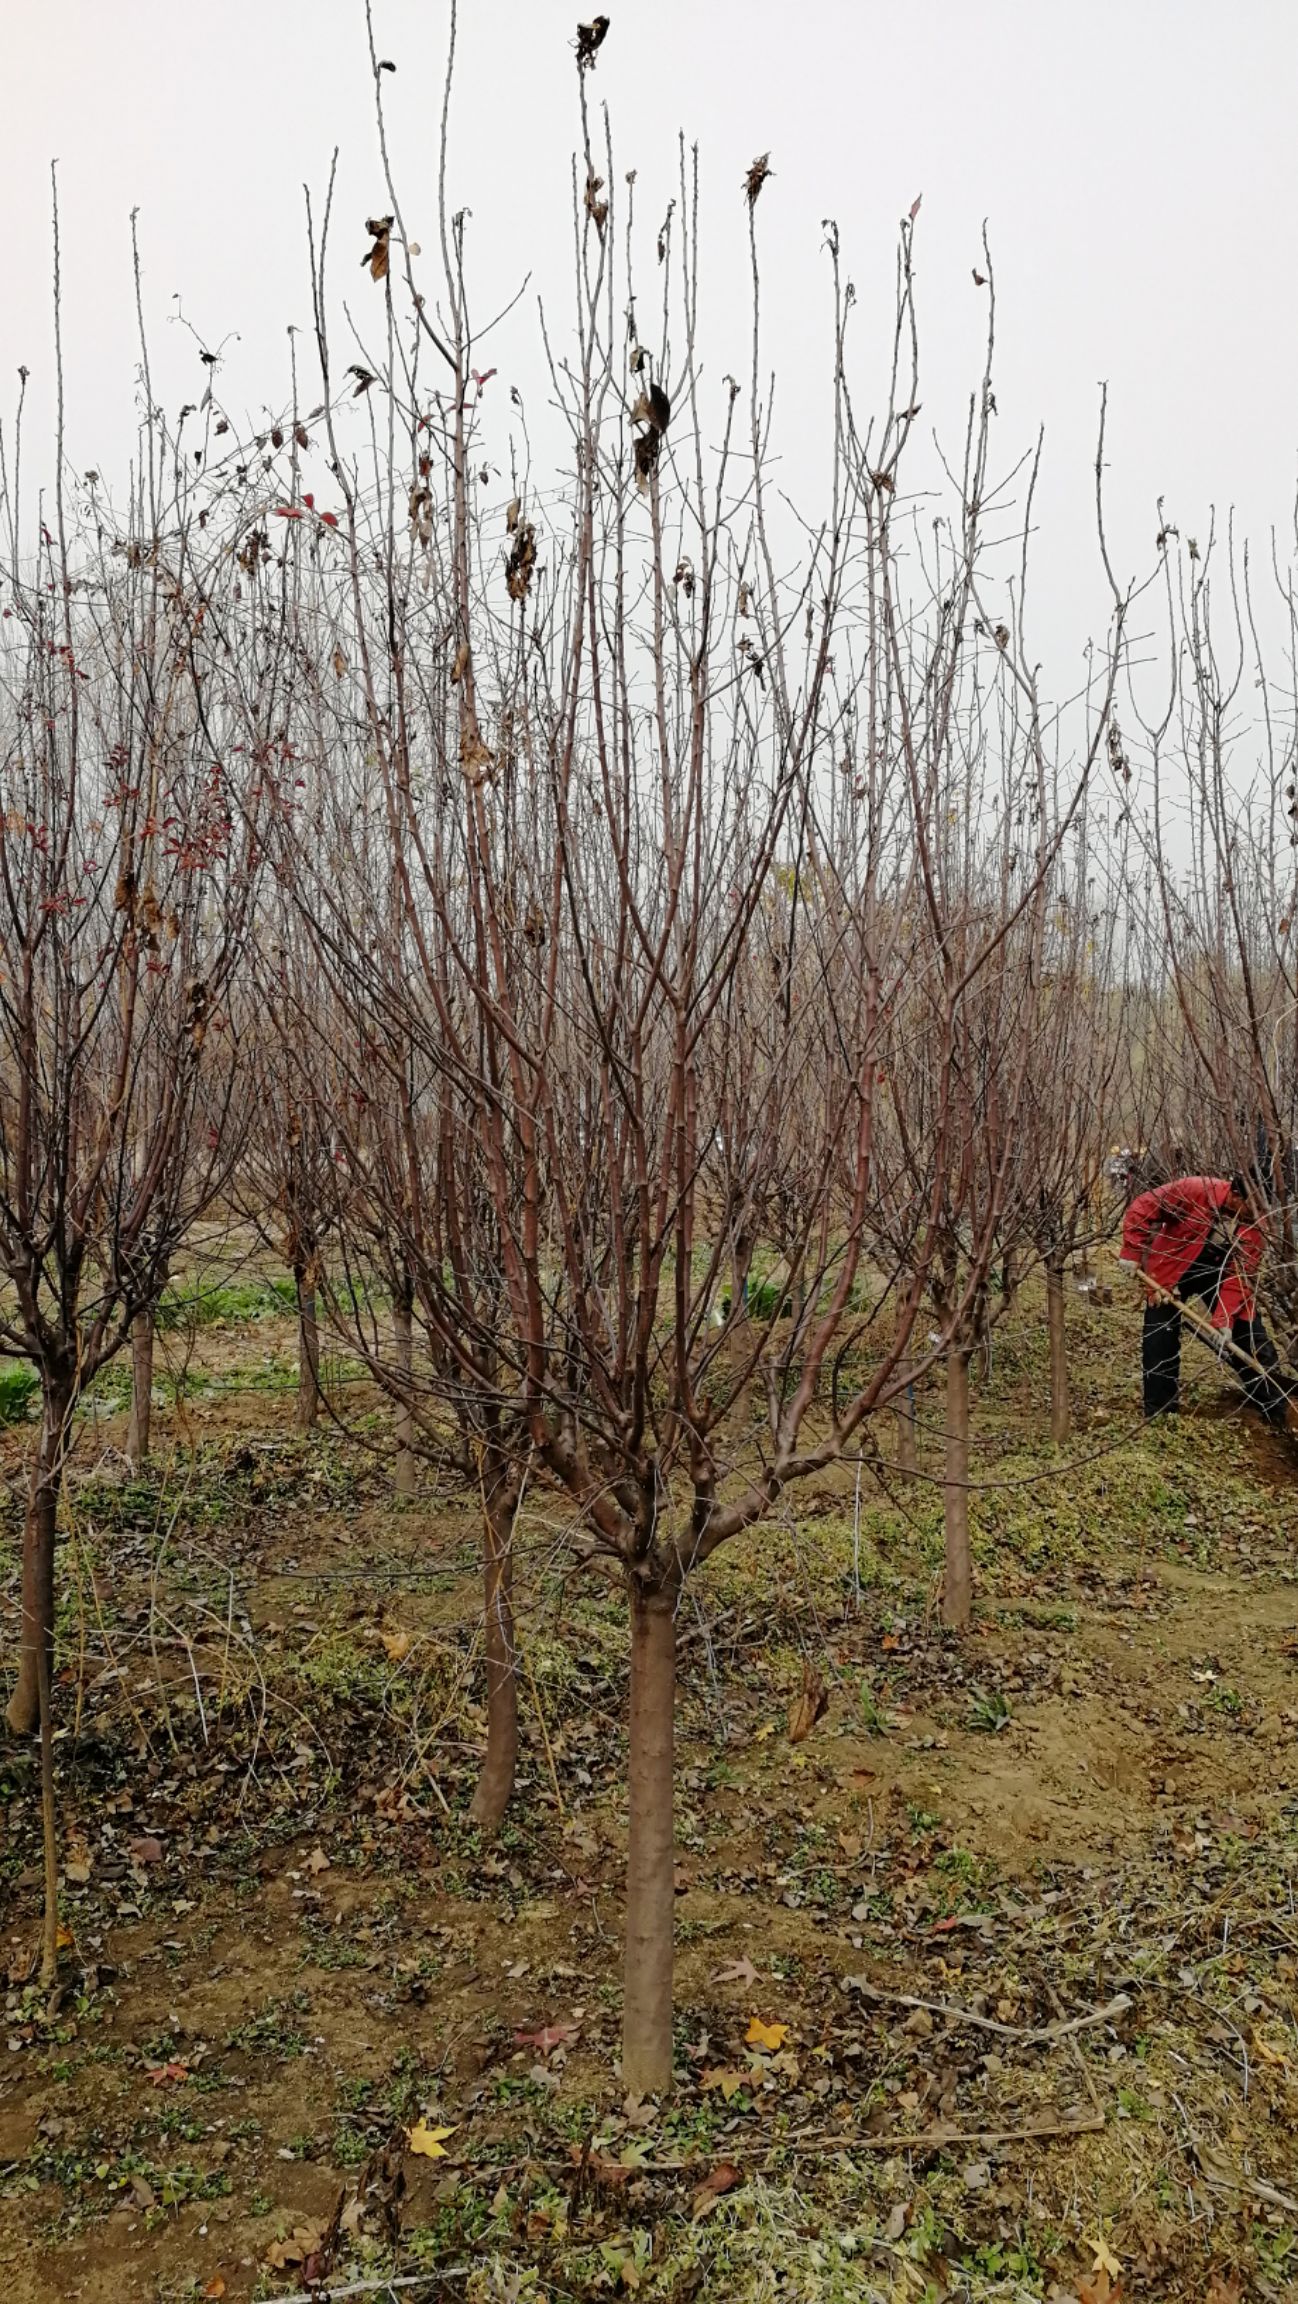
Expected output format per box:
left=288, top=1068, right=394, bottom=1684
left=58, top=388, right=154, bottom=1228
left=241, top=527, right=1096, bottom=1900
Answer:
left=7, top=1168, right=1291, bottom=2096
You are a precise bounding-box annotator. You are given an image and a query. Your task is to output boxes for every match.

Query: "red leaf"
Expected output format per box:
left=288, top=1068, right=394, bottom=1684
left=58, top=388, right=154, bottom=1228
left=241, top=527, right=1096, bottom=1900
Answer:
left=273, top=506, right=304, bottom=520
left=320, top=512, right=339, bottom=528
left=514, top=2021, right=580, bottom=2054
left=692, top=2160, right=743, bottom=2219
left=302, top=493, right=315, bottom=509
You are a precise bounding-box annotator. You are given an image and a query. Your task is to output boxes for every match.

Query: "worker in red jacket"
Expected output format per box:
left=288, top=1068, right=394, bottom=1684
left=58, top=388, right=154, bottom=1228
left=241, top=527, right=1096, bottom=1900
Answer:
left=1119, top=1173, right=1290, bottom=1424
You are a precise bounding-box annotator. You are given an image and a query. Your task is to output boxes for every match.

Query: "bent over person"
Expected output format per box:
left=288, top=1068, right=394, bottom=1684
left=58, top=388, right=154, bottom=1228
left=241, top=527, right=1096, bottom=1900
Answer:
left=1119, top=1173, right=1291, bottom=1426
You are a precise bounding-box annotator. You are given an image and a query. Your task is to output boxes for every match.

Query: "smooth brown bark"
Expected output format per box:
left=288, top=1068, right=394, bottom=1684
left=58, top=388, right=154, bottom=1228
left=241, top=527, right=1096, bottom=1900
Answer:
left=895, top=1381, right=918, bottom=1476
left=942, top=1346, right=972, bottom=1630
left=37, top=1633, right=59, bottom=1985
left=295, top=1270, right=320, bottom=1434
left=622, top=1579, right=678, bottom=2096
left=7, top=1384, right=71, bottom=1736
left=126, top=1310, right=155, bottom=1465
left=1046, top=1259, right=1070, bottom=1444
left=468, top=1458, right=519, bottom=1832
left=393, top=1288, right=416, bottom=1498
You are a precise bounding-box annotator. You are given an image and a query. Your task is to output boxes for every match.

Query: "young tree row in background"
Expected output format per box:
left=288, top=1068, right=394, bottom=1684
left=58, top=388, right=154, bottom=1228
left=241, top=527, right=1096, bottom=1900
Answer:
left=1, top=59, right=1294, bottom=2074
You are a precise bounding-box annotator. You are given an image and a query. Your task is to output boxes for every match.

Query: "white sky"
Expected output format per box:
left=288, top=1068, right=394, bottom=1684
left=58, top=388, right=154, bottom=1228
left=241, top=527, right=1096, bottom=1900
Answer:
left=4, top=0, right=1298, bottom=707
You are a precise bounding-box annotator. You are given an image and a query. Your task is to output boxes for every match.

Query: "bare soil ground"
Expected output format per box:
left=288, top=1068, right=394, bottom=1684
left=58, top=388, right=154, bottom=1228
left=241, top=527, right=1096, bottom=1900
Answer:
left=1, top=1285, right=1297, bottom=2303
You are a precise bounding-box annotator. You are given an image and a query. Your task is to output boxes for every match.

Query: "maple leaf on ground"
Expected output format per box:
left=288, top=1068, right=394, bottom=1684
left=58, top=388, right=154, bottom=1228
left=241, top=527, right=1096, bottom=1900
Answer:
left=711, top=1955, right=758, bottom=1988
left=265, top=2222, right=324, bottom=2271
left=514, top=2021, right=580, bottom=2054
left=146, top=2061, right=190, bottom=2088
left=746, top=2017, right=789, bottom=2051
left=407, top=2120, right=457, bottom=2159
left=691, top=2161, right=742, bottom=2221
left=1078, top=2235, right=1124, bottom=2304
left=700, top=2066, right=748, bottom=2101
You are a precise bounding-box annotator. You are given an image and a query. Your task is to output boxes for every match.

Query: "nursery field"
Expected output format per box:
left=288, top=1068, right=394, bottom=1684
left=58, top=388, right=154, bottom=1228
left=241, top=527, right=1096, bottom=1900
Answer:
left=1, top=1280, right=1297, bottom=2304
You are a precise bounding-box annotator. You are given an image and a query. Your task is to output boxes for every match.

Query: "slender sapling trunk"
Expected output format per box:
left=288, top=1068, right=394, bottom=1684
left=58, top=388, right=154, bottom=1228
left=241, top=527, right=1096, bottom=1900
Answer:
left=393, top=1285, right=417, bottom=1498
left=895, top=1383, right=918, bottom=1475
left=126, top=1310, right=155, bottom=1466
left=622, top=1575, right=678, bottom=2096
left=942, top=1344, right=973, bottom=1631
left=468, top=1449, right=519, bottom=1831
left=37, top=1632, right=59, bottom=1986
left=1046, top=1258, right=1070, bottom=1444
left=295, top=1266, right=320, bottom=1434
left=7, top=1380, right=72, bottom=1736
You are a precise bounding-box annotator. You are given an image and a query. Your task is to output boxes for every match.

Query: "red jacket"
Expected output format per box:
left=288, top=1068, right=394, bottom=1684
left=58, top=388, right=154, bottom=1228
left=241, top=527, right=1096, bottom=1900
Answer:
left=1121, top=1176, right=1262, bottom=1324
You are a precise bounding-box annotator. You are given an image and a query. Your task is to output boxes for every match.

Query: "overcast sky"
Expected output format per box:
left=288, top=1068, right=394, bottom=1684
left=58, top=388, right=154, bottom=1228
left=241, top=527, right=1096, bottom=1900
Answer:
left=4, top=0, right=1297, bottom=708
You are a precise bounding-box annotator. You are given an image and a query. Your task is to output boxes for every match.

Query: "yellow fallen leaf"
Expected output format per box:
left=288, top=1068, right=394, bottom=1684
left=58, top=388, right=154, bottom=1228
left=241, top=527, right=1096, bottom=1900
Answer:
left=700, top=2065, right=748, bottom=2101
left=746, top=2016, right=789, bottom=2051
left=407, top=2119, right=458, bottom=2158
left=1086, top=2235, right=1122, bottom=2281
left=1251, top=2032, right=1290, bottom=2068
left=381, top=1626, right=413, bottom=1663
left=55, top=1923, right=75, bottom=1952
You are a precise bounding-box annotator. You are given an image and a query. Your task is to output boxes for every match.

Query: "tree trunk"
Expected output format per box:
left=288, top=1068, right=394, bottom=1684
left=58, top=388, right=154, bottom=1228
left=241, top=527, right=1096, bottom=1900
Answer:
left=468, top=1455, right=519, bottom=1832
left=295, top=1268, right=320, bottom=1434
left=942, top=1345, right=972, bottom=1631
left=622, top=1578, right=678, bottom=2096
left=393, top=1286, right=416, bottom=1498
left=895, top=1382, right=918, bottom=1475
left=7, top=1381, right=71, bottom=1736
left=1046, top=1258, right=1070, bottom=1444
left=37, top=1631, right=59, bottom=1985
left=126, top=1309, right=155, bottom=1466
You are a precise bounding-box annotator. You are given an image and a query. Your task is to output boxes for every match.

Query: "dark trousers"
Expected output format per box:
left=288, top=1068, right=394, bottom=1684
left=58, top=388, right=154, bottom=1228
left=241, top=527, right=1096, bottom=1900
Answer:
left=1142, top=1250, right=1290, bottom=1425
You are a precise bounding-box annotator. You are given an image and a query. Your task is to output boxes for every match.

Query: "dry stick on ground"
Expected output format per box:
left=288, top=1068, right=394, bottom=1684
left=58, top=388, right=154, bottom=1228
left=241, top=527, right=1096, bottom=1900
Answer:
left=846, top=1979, right=1133, bottom=2044
left=446, top=2102, right=1107, bottom=2185
left=264, top=2279, right=466, bottom=2304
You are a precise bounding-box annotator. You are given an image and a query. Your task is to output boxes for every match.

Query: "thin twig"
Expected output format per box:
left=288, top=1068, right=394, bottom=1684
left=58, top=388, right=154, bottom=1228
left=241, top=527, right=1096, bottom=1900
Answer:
left=264, top=2275, right=469, bottom=2304
left=444, top=2105, right=1106, bottom=2186
left=847, top=1977, right=1132, bottom=2044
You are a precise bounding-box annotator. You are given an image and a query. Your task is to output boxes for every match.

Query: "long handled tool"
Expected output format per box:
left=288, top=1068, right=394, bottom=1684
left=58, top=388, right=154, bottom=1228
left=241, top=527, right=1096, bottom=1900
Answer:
left=1114, top=1253, right=1293, bottom=1428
